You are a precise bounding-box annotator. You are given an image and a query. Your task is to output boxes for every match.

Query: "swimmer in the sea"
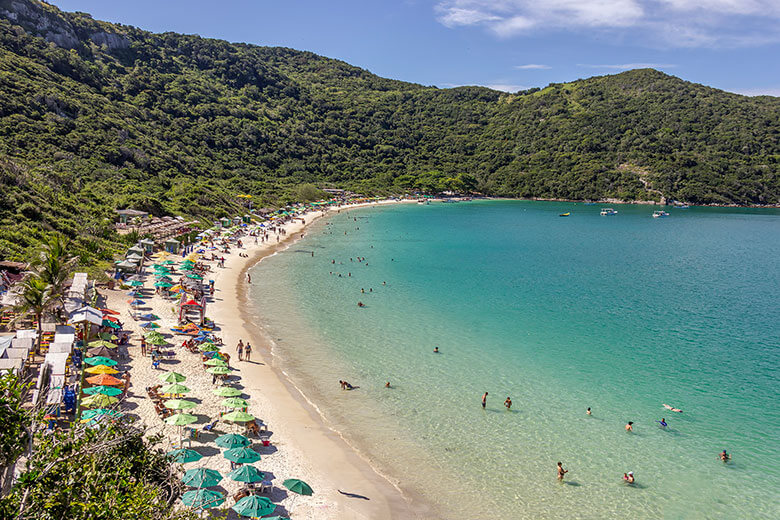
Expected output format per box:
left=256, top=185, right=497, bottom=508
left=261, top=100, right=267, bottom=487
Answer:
left=586, top=407, right=592, bottom=415
left=433, top=346, right=439, bottom=353
left=657, top=418, right=667, bottom=428
left=504, top=397, right=512, bottom=409
left=625, top=421, right=634, bottom=432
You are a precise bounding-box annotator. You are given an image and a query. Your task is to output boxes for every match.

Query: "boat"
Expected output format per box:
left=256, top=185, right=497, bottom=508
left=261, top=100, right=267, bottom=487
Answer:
left=559, top=212, right=570, bottom=217
left=652, top=210, right=670, bottom=218
left=600, top=208, right=618, bottom=216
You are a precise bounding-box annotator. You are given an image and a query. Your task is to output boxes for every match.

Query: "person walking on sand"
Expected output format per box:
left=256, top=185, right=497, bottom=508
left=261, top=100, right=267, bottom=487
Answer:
left=236, top=340, right=244, bottom=361
left=482, top=392, right=488, bottom=409
left=244, top=343, right=252, bottom=361
left=247, top=273, right=251, bottom=284
left=557, top=462, right=568, bottom=481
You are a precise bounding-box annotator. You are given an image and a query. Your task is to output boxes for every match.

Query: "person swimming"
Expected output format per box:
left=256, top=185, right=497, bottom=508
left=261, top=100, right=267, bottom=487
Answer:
left=719, top=450, right=730, bottom=463
left=504, top=397, right=512, bottom=409
left=663, top=403, right=684, bottom=413
left=657, top=418, right=668, bottom=428
left=625, top=421, right=634, bottom=432
left=586, top=407, right=592, bottom=415
left=623, top=471, right=635, bottom=484
left=433, top=346, right=439, bottom=353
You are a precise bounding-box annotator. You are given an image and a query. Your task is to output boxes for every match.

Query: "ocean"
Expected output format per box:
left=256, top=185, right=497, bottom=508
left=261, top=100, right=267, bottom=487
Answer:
left=248, top=200, right=780, bottom=519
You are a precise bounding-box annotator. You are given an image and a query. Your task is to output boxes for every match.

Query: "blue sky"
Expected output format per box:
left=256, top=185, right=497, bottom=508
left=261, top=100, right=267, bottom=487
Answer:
left=53, top=0, right=780, bottom=96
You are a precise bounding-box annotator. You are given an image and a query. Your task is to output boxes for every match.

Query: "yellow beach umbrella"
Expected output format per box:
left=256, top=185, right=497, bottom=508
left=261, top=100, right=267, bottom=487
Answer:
left=85, top=364, right=120, bottom=375
left=81, top=394, right=119, bottom=408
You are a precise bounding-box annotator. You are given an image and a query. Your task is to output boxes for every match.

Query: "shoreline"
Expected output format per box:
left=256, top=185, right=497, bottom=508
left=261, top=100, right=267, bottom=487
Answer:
left=211, top=200, right=436, bottom=519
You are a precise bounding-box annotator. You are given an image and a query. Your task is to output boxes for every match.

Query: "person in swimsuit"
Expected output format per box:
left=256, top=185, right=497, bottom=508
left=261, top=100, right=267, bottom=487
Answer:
left=244, top=343, right=252, bottom=361
left=504, top=397, right=512, bottom=409
left=236, top=340, right=244, bottom=361
left=385, top=381, right=390, bottom=388
left=557, top=462, right=568, bottom=481
left=624, top=471, right=634, bottom=484
left=657, top=418, right=667, bottom=428
left=625, top=421, right=634, bottom=432
left=586, top=407, right=592, bottom=415
left=482, top=392, right=488, bottom=408
left=433, top=347, right=439, bottom=353
left=719, top=450, right=730, bottom=463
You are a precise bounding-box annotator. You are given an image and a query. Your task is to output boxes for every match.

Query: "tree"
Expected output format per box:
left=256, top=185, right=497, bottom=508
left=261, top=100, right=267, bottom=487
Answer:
left=11, top=277, right=56, bottom=354
left=32, top=235, right=77, bottom=307
left=0, top=373, right=31, bottom=473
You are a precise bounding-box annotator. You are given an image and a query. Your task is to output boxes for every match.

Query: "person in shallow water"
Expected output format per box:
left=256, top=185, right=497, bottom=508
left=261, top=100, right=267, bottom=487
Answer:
left=623, top=472, right=635, bottom=484
left=586, top=407, right=592, bottom=415
left=504, top=397, right=512, bottom=409
left=657, top=418, right=668, bottom=428
left=719, top=450, right=730, bottom=463
left=481, top=392, right=488, bottom=408
left=433, top=346, right=439, bottom=353
left=625, top=421, right=634, bottom=432
left=557, top=462, right=568, bottom=481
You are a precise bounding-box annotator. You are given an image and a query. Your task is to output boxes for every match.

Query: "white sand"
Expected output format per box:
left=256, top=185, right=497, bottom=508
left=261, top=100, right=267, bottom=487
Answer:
left=106, top=201, right=433, bottom=519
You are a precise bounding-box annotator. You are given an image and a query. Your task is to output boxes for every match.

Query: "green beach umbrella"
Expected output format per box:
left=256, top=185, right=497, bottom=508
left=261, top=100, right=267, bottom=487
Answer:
left=221, top=397, right=249, bottom=409
left=82, top=385, right=123, bottom=397
left=84, top=356, right=117, bottom=366
left=128, top=280, right=144, bottom=287
left=162, top=259, right=176, bottom=265
left=145, top=330, right=165, bottom=338
left=181, top=259, right=195, bottom=265
left=181, top=489, right=224, bottom=509
left=81, top=408, right=123, bottom=420
left=160, top=383, right=191, bottom=394
left=227, top=464, right=264, bottom=483
left=81, top=394, right=119, bottom=408
left=187, top=273, right=203, bottom=280
left=215, top=433, right=250, bottom=449
left=223, top=446, right=261, bottom=464
left=140, top=321, right=160, bottom=329
left=164, top=399, right=197, bottom=411
left=164, top=413, right=198, bottom=426
left=146, top=335, right=168, bottom=346
left=102, top=320, right=121, bottom=329
left=159, top=371, right=186, bottom=383
left=283, top=478, right=314, bottom=496
left=204, top=358, right=227, bottom=367
left=180, top=265, right=194, bottom=271
left=167, top=448, right=203, bottom=464
left=87, top=340, right=117, bottom=349
left=139, top=313, right=160, bottom=321
left=212, top=387, right=242, bottom=397
left=222, top=410, right=254, bottom=423
left=206, top=366, right=232, bottom=375
left=231, top=495, right=276, bottom=517
left=199, top=343, right=220, bottom=352
left=182, top=468, right=222, bottom=488
left=98, top=332, right=118, bottom=341
left=155, top=281, right=173, bottom=288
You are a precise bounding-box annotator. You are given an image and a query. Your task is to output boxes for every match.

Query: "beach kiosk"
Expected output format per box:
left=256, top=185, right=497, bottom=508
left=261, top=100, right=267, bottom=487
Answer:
left=126, top=246, right=144, bottom=258
left=220, top=217, right=232, bottom=228
left=139, top=239, right=155, bottom=254
left=242, top=214, right=252, bottom=224
left=165, top=238, right=180, bottom=254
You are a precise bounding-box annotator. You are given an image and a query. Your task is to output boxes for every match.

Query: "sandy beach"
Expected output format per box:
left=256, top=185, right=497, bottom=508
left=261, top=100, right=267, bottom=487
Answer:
left=107, top=200, right=433, bottom=519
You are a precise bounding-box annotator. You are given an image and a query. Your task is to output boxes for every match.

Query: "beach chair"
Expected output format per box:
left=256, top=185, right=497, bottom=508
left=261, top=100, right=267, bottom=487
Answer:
left=201, top=419, right=219, bottom=433
left=258, top=481, right=273, bottom=494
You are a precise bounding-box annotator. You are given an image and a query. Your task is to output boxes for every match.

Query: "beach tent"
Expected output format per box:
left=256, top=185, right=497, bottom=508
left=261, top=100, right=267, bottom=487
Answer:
left=115, top=260, right=137, bottom=271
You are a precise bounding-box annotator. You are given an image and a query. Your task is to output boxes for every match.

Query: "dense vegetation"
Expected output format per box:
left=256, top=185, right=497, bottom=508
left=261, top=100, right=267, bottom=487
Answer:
left=0, top=0, right=778, bottom=263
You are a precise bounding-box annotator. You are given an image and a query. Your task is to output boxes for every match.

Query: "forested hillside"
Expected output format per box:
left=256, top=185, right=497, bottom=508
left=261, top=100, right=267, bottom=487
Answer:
left=0, top=0, right=778, bottom=263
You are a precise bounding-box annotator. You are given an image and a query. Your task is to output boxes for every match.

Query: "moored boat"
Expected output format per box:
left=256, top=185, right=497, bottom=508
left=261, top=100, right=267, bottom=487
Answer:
left=600, top=208, right=618, bottom=216
left=652, top=210, right=670, bottom=218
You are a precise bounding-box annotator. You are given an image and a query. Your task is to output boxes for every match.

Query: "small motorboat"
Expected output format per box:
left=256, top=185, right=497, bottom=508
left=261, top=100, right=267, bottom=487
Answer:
left=559, top=212, right=570, bottom=217
left=600, top=208, right=618, bottom=216
left=652, top=210, right=670, bottom=218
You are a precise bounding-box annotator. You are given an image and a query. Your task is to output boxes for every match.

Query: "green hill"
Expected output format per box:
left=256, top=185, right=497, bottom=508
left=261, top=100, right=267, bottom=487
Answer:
left=0, top=0, right=778, bottom=263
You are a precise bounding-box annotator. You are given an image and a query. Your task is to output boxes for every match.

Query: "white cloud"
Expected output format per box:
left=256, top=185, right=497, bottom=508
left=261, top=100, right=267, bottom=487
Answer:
left=731, top=87, right=780, bottom=97
left=434, top=0, right=780, bottom=47
left=484, top=83, right=529, bottom=92
left=578, top=63, right=676, bottom=70
left=515, top=64, right=551, bottom=69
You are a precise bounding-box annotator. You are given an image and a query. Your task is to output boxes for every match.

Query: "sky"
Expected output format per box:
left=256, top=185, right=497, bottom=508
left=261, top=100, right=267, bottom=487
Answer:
left=51, top=0, right=780, bottom=96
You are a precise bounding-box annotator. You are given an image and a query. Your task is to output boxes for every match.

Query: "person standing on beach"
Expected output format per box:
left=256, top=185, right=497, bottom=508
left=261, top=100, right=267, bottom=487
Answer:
left=557, top=462, right=568, bottom=481
left=482, top=392, right=488, bottom=409
left=247, top=273, right=251, bottom=284
left=236, top=340, right=244, bottom=361
left=244, top=343, right=252, bottom=362
left=140, top=337, right=147, bottom=357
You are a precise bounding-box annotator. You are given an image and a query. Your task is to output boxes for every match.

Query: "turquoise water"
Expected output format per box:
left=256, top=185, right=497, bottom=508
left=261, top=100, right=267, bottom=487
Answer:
left=249, top=201, right=780, bottom=519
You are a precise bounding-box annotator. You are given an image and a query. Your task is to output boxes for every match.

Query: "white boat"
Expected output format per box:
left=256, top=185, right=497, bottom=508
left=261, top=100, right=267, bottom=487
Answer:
left=652, top=210, right=670, bottom=218
left=600, top=208, right=618, bottom=216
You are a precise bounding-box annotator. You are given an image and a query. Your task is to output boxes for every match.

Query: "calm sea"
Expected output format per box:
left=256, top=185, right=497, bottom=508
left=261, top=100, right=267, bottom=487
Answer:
left=249, top=200, right=780, bottom=519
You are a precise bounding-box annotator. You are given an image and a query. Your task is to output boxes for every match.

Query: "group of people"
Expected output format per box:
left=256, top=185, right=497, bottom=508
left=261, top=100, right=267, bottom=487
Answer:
left=235, top=339, right=253, bottom=361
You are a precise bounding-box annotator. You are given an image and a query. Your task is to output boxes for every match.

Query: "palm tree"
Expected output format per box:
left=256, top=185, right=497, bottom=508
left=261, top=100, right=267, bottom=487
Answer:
left=32, top=235, right=76, bottom=307
left=11, top=277, right=56, bottom=354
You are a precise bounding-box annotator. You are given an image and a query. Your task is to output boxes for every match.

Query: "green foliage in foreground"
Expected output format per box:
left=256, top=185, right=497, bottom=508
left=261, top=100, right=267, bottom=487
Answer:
left=0, top=0, right=778, bottom=262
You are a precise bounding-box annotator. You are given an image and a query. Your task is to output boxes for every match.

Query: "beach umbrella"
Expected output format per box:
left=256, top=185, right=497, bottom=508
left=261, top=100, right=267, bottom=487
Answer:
left=222, top=410, right=255, bottom=423
left=164, top=413, right=198, bottom=426
left=146, top=335, right=168, bottom=346
left=140, top=322, right=160, bottom=329
left=86, top=373, right=123, bottom=386
left=154, top=281, right=173, bottom=288
left=261, top=517, right=290, bottom=520
left=101, top=308, right=120, bottom=315
left=226, top=464, right=264, bottom=483
left=182, top=300, right=201, bottom=307
left=102, top=320, right=121, bottom=329
left=187, top=273, right=203, bottom=280
left=164, top=399, right=197, bottom=411
left=204, top=358, right=227, bottom=367
left=206, top=366, right=232, bottom=375
left=88, top=340, right=117, bottom=349
left=144, top=330, right=165, bottom=339
left=215, top=433, right=250, bottom=449
left=180, top=265, right=194, bottom=271
left=138, top=313, right=160, bottom=321
left=223, top=446, right=261, bottom=464
left=169, top=284, right=184, bottom=292
left=97, top=332, right=119, bottom=341
left=129, top=299, right=146, bottom=306
left=182, top=468, right=222, bottom=488
left=159, top=371, right=186, bottom=383
left=181, top=489, right=224, bottom=509
left=162, top=259, right=176, bottom=265
left=199, top=344, right=220, bottom=352
left=82, top=385, right=123, bottom=397
left=212, top=387, right=242, bottom=397
left=231, top=495, right=276, bottom=518
left=128, top=280, right=144, bottom=287
left=283, top=478, right=314, bottom=496
left=83, top=356, right=117, bottom=366
left=221, top=397, right=249, bottom=409
left=126, top=290, right=142, bottom=297
left=160, top=383, right=191, bottom=394
left=81, top=408, right=123, bottom=420
left=81, top=394, right=119, bottom=408
left=85, top=365, right=120, bottom=375
left=87, top=346, right=116, bottom=358
left=167, top=448, right=203, bottom=464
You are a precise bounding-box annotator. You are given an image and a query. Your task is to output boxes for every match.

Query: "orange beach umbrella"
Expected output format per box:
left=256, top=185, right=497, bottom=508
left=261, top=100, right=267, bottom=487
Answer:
left=86, top=374, right=123, bottom=386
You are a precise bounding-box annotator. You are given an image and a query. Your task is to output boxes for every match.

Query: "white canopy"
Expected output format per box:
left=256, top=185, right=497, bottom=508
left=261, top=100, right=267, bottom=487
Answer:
left=69, top=307, right=102, bottom=326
